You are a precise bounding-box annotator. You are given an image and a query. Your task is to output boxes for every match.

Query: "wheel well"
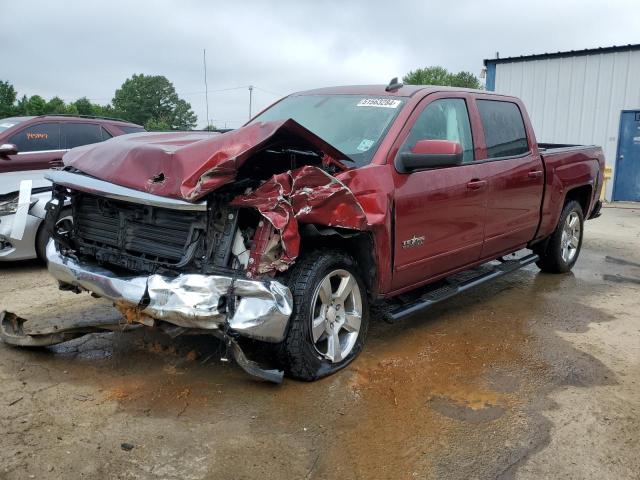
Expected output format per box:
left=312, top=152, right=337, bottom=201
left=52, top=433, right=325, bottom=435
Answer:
left=565, top=185, right=592, bottom=216
left=299, top=225, right=378, bottom=301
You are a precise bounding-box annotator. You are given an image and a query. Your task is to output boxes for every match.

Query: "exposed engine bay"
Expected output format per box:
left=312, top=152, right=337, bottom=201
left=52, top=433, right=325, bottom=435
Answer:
left=46, top=142, right=365, bottom=280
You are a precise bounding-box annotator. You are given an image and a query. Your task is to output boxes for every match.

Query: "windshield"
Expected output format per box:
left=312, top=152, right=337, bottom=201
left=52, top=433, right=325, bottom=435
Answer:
left=251, top=95, right=406, bottom=167
left=0, top=117, right=32, bottom=133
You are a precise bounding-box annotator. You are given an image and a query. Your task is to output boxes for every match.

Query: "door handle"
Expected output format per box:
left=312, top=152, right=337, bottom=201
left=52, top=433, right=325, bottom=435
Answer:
left=466, top=179, right=487, bottom=190
left=528, top=170, right=543, bottom=179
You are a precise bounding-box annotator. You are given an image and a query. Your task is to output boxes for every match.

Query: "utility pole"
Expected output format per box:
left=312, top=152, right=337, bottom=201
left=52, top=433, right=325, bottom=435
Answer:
left=248, top=85, right=254, bottom=120
left=203, top=49, right=210, bottom=129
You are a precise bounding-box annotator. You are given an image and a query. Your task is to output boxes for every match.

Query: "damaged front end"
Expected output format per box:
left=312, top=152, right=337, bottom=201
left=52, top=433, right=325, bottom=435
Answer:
left=1, top=120, right=371, bottom=383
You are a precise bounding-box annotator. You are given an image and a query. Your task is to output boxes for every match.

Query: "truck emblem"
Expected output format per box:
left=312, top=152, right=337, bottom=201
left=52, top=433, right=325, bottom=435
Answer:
left=402, top=235, right=425, bottom=249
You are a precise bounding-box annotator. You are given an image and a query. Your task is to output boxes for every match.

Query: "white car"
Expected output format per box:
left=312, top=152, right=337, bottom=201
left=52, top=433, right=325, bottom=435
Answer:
left=0, top=170, right=71, bottom=261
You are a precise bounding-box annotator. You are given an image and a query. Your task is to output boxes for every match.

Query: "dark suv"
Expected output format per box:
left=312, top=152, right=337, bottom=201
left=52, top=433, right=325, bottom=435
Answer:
left=0, top=115, right=145, bottom=173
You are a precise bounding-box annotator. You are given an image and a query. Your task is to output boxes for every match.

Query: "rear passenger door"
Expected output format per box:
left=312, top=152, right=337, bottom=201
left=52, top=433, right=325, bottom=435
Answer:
left=62, top=123, right=107, bottom=149
left=475, top=99, right=544, bottom=259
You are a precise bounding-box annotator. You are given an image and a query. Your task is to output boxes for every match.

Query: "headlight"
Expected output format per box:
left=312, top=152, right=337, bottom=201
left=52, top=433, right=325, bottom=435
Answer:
left=0, top=194, right=19, bottom=216
left=0, top=194, right=37, bottom=217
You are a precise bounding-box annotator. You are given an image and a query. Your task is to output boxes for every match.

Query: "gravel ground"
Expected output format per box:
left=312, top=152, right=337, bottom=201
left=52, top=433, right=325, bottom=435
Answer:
left=0, top=204, right=638, bottom=479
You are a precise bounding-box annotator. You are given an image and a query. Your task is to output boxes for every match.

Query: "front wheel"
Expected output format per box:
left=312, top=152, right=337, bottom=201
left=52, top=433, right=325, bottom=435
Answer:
left=35, top=208, right=73, bottom=262
left=280, top=250, right=369, bottom=381
left=534, top=200, right=584, bottom=273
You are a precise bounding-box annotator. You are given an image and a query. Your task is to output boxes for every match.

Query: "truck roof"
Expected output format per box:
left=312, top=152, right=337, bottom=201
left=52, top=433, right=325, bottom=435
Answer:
left=291, top=84, right=498, bottom=98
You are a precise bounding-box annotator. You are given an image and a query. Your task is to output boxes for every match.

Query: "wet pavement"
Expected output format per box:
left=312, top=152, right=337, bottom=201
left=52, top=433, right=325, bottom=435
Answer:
left=1, top=204, right=639, bottom=479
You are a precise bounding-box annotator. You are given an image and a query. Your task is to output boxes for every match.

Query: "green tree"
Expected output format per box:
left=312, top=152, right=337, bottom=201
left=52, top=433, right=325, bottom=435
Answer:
left=24, top=95, right=47, bottom=115
left=113, top=74, right=197, bottom=130
left=45, top=96, right=67, bottom=114
left=449, top=71, right=481, bottom=89
left=145, top=118, right=172, bottom=131
left=91, top=103, right=119, bottom=118
left=403, top=66, right=450, bottom=86
left=403, top=66, right=481, bottom=89
left=15, top=95, right=28, bottom=115
left=0, top=80, right=17, bottom=117
left=65, top=103, right=79, bottom=115
left=72, top=97, right=94, bottom=115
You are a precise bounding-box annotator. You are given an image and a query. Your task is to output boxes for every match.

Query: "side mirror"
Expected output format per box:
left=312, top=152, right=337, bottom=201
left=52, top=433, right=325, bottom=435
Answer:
left=397, top=140, right=463, bottom=173
left=0, top=143, right=18, bottom=159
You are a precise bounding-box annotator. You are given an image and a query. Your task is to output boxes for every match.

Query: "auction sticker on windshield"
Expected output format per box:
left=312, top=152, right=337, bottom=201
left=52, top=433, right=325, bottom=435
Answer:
left=357, top=98, right=402, bottom=108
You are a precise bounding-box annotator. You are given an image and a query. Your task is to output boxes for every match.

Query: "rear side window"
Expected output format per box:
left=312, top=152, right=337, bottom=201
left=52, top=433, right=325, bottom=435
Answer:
left=119, top=126, right=145, bottom=134
left=63, top=123, right=103, bottom=149
left=9, top=123, right=61, bottom=152
left=101, top=127, right=113, bottom=140
left=477, top=100, right=529, bottom=158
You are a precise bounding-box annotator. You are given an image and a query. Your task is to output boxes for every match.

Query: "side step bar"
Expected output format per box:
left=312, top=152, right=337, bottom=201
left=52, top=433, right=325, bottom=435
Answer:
left=389, top=253, right=539, bottom=322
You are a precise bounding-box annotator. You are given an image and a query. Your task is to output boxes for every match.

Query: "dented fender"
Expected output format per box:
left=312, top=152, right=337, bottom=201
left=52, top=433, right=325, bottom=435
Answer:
left=230, top=165, right=369, bottom=274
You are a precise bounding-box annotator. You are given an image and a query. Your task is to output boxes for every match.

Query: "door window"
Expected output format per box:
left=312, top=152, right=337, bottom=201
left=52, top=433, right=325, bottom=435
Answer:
left=9, top=123, right=61, bottom=152
left=101, top=127, right=113, bottom=140
left=119, top=125, right=145, bottom=134
left=399, top=98, right=474, bottom=163
left=477, top=100, right=529, bottom=158
left=63, top=123, right=104, bottom=149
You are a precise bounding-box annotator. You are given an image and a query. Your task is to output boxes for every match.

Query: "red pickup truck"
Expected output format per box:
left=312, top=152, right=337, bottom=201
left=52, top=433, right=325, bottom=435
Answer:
left=0, top=83, right=604, bottom=383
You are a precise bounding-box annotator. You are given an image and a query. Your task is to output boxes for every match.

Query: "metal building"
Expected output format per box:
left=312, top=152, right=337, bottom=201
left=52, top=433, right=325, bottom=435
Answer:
left=484, top=44, right=640, bottom=201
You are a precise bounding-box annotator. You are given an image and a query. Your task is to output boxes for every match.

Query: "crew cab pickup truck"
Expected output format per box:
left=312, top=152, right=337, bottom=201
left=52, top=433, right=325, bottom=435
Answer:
left=0, top=84, right=604, bottom=383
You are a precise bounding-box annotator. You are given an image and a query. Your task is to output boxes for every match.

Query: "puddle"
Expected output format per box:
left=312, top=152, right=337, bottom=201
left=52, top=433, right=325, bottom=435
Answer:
left=428, top=396, right=505, bottom=423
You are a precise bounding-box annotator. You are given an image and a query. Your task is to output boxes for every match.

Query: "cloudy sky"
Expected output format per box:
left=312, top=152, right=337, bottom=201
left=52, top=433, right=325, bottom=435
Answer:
left=2, top=0, right=639, bottom=128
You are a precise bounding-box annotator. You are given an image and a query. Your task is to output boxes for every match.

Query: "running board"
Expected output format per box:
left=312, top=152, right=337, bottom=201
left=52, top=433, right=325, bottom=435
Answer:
left=389, top=253, right=539, bottom=322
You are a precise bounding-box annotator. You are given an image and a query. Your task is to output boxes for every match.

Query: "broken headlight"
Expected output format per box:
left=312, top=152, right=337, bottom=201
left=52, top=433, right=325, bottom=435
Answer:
left=0, top=193, right=19, bottom=217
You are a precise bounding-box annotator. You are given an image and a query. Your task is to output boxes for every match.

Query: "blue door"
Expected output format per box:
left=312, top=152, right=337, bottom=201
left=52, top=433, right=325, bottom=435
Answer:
left=613, top=111, right=640, bottom=201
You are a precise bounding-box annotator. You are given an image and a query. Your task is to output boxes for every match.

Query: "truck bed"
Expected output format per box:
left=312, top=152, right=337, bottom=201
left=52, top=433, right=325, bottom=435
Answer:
left=538, top=142, right=599, bottom=152
left=535, top=143, right=605, bottom=242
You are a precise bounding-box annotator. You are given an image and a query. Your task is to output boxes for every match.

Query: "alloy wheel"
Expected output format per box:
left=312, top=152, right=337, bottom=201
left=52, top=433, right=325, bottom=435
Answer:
left=309, top=269, right=363, bottom=363
left=561, top=211, right=581, bottom=263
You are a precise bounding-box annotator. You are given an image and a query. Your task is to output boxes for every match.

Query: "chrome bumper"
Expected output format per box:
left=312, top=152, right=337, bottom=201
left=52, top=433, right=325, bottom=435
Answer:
left=45, top=241, right=293, bottom=342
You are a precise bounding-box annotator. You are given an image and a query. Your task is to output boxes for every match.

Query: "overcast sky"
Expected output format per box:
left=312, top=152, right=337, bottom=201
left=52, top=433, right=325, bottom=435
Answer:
left=2, top=0, right=639, bottom=128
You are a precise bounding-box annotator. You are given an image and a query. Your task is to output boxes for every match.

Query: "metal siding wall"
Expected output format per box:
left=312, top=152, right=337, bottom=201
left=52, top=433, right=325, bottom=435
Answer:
left=494, top=51, right=640, bottom=200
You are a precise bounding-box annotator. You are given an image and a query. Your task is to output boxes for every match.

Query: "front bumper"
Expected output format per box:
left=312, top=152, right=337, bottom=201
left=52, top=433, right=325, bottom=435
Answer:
left=45, top=241, right=293, bottom=342
left=0, top=213, right=41, bottom=261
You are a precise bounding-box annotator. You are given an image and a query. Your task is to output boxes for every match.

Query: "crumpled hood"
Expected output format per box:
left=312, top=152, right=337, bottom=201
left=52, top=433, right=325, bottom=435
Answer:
left=63, top=119, right=350, bottom=202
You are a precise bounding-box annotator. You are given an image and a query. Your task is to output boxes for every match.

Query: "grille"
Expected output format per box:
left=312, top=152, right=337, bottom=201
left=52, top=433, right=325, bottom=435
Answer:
left=73, top=194, right=205, bottom=263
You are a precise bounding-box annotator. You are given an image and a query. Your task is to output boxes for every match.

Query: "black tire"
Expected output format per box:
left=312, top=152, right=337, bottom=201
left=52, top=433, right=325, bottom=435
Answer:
left=35, top=208, right=72, bottom=262
left=280, top=249, right=369, bottom=381
left=534, top=200, right=584, bottom=273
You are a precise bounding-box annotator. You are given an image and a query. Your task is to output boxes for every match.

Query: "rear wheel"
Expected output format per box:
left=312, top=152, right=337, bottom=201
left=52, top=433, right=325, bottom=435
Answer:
left=280, top=250, right=369, bottom=381
left=534, top=200, right=584, bottom=273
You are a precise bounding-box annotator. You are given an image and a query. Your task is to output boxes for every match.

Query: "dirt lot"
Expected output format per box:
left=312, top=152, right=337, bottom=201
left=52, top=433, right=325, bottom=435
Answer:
left=0, top=204, right=638, bottom=479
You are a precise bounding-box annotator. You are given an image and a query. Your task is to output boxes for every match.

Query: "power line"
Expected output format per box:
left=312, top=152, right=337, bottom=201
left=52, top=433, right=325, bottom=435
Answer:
left=253, top=86, right=284, bottom=97
left=179, top=85, right=250, bottom=96
left=84, top=85, right=282, bottom=103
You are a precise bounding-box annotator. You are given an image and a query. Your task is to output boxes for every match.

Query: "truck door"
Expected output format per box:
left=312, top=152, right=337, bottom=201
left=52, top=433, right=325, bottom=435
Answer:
left=391, top=95, right=488, bottom=292
left=474, top=99, right=544, bottom=258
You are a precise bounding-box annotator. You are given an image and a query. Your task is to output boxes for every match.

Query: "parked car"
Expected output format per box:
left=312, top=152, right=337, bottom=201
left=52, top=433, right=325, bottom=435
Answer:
left=0, top=115, right=144, bottom=261
left=0, top=115, right=145, bottom=173
left=0, top=84, right=604, bottom=383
